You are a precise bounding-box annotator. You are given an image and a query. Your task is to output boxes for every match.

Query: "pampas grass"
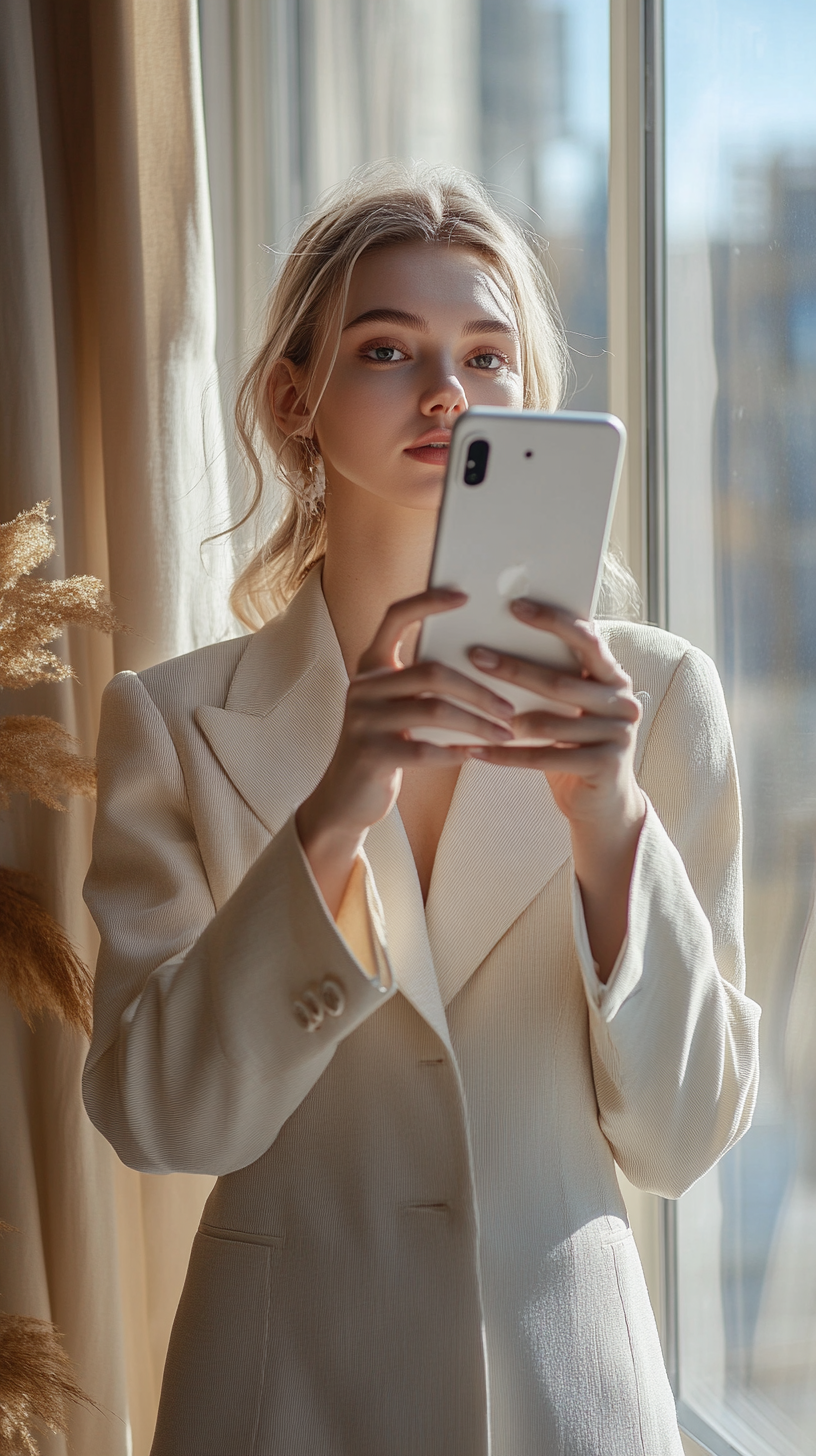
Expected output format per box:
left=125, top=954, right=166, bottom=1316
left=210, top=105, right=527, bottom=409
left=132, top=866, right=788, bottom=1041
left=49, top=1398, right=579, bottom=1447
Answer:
left=0, top=501, right=117, bottom=1033
left=0, top=501, right=116, bottom=813
left=0, top=505, right=53, bottom=590
left=0, top=504, right=113, bottom=1449
left=0, top=718, right=95, bottom=812
left=0, top=503, right=117, bottom=693
left=0, top=1313, right=100, bottom=1455
left=0, top=870, right=93, bottom=1038
left=0, top=575, right=117, bottom=691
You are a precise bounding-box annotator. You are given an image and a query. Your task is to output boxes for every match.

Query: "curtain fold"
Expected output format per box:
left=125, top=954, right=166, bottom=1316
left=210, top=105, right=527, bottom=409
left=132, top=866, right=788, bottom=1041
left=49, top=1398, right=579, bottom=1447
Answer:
left=0, top=2, right=230, bottom=1450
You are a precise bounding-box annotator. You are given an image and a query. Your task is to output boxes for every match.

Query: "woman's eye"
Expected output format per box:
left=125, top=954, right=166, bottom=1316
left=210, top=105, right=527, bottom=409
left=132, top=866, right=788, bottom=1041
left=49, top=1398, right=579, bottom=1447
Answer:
left=469, top=352, right=505, bottom=371
left=364, top=344, right=407, bottom=362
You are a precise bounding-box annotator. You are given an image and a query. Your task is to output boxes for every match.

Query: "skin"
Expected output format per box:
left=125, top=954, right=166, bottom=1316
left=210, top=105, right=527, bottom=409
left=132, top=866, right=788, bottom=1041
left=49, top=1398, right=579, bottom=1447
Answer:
left=271, top=242, right=646, bottom=981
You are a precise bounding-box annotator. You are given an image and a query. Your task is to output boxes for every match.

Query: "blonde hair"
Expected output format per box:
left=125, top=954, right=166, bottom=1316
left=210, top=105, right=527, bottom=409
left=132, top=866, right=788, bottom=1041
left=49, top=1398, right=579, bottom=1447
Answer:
left=231, top=161, right=639, bottom=627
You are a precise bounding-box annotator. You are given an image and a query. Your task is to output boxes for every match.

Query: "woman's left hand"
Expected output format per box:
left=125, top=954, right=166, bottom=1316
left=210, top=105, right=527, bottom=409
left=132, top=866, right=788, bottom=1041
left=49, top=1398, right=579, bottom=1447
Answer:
left=467, top=599, right=646, bottom=831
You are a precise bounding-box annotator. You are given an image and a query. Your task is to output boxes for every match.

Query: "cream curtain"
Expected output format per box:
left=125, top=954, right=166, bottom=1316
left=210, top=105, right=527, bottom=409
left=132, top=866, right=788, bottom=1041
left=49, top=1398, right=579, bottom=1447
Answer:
left=0, top=2, right=234, bottom=1452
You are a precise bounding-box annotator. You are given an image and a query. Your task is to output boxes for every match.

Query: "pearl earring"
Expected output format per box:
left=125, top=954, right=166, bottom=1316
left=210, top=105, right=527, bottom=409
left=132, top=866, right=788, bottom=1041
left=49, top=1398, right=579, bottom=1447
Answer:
left=298, top=449, right=326, bottom=513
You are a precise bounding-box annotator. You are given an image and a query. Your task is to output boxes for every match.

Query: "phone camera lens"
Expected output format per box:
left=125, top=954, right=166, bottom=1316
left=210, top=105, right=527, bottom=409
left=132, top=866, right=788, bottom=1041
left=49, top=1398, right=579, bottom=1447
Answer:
left=525, top=450, right=533, bottom=458
left=464, top=439, right=490, bottom=486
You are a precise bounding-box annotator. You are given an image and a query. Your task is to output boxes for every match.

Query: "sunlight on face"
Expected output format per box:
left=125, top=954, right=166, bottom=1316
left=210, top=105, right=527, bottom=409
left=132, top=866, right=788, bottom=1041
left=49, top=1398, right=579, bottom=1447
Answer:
left=312, top=243, right=525, bottom=512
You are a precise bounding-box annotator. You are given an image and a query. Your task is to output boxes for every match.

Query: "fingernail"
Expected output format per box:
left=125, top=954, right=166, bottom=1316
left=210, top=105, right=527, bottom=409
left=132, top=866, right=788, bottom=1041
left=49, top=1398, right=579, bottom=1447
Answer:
left=493, top=723, right=514, bottom=740
left=471, top=647, right=500, bottom=669
left=468, top=747, right=490, bottom=758
left=494, top=698, right=515, bottom=719
left=513, top=598, right=537, bottom=619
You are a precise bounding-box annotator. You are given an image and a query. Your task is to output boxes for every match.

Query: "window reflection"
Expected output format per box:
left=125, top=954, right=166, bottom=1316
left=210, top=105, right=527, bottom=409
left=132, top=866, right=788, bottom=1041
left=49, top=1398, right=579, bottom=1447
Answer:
left=666, top=2, right=816, bottom=1448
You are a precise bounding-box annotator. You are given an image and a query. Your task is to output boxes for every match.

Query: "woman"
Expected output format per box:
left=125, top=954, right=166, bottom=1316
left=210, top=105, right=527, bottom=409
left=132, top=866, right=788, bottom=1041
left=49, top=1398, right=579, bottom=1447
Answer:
left=83, top=164, right=760, bottom=1456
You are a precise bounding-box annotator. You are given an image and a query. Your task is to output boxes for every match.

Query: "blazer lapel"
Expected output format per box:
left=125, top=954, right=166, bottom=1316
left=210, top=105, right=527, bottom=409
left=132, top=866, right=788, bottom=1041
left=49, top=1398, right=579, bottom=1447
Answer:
left=196, top=571, right=348, bottom=840
left=365, top=813, right=454, bottom=1054
left=425, top=759, right=571, bottom=1007
left=195, top=568, right=452, bottom=1051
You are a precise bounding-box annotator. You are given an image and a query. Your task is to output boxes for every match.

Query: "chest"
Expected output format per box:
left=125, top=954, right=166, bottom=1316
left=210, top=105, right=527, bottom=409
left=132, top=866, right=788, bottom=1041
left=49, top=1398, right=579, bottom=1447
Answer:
left=397, top=765, right=461, bottom=902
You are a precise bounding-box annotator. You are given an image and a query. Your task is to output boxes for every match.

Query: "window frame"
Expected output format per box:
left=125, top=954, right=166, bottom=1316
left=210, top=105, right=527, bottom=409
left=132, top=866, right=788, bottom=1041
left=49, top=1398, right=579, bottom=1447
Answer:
left=609, top=6, right=768, bottom=1455
left=609, top=4, right=718, bottom=1453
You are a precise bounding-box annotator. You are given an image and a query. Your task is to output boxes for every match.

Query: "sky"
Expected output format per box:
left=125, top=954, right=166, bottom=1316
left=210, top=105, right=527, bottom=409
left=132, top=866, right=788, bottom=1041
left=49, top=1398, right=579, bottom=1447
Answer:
left=665, top=0, right=816, bottom=236
left=536, top=0, right=816, bottom=237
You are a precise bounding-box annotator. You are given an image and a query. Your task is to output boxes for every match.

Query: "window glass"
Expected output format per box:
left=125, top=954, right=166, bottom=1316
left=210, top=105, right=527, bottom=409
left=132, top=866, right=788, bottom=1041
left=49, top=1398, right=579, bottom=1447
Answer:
left=257, top=0, right=609, bottom=408
left=665, top=1, right=816, bottom=1448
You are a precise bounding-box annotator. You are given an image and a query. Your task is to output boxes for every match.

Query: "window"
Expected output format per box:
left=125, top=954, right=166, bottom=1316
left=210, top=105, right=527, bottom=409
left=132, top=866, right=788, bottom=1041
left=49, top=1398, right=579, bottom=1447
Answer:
left=664, top=1, right=816, bottom=1450
left=199, top=0, right=610, bottom=410
left=200, top=5, right=816, bottom=1451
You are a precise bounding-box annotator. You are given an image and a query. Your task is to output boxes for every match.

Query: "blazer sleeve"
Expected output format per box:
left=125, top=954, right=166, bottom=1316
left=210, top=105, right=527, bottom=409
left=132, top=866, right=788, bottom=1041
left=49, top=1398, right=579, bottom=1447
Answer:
left=82, top=670, right=395, bottom=1177
left=572, top=645, right=761, bottom=1198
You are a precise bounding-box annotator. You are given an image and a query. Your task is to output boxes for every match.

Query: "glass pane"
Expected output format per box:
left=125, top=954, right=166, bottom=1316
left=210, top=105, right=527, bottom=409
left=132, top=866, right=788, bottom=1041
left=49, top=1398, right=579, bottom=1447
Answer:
left=665, top=1, right=816, bottom=1449
left=258, top=0, right=609, bottom=408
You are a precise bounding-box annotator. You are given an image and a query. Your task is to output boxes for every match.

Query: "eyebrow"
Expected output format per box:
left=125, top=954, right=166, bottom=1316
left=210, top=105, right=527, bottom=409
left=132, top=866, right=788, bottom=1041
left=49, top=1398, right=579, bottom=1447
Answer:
left=462, top=316, right=518, bottom=339
left=342, top=307, right=518, bottom=339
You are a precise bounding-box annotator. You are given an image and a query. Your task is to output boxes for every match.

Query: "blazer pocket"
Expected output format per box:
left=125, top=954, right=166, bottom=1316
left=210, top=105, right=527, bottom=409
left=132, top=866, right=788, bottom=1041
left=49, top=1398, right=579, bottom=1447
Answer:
left=199, top=1221, right=285, bottom=1249
left=151, top=1229, right=279, bottom=1456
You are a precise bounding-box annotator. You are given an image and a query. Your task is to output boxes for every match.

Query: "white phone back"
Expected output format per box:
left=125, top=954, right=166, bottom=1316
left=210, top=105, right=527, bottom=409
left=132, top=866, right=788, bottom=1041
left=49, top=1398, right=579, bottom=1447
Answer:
left=416, top=408, right=626, bottom=745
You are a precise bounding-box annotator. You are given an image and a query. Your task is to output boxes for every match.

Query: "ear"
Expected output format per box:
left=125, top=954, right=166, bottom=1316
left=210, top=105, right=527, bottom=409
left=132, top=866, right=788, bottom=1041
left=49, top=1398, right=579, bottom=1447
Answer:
left=268, top=358, right=312, bottom=438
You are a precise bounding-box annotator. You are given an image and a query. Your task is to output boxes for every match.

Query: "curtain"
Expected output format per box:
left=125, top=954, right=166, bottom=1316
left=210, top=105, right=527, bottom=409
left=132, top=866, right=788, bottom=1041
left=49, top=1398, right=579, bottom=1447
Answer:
left=0, top=2, right=234, bottom=1451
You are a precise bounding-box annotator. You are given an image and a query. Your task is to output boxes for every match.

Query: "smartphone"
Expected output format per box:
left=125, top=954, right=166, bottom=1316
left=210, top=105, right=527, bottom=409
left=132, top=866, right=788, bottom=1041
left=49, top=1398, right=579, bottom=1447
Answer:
left=414, top=407, right=626, bottom=746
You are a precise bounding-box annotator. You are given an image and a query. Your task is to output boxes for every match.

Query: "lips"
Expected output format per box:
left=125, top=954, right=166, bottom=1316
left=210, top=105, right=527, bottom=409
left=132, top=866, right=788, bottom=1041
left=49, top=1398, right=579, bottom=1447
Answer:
left=405, top=443, right=449, bottom=465
left=404, top=430, right=451, bottom=466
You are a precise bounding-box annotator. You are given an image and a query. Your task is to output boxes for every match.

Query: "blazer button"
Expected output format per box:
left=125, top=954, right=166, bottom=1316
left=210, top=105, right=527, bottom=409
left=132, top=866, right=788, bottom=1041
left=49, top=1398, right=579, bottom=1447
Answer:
left=293, top=989, right=324, bottom=1032
left=292, top=1000, right=314, bottom=1031
left=320, top=977, right=345, bottom=1017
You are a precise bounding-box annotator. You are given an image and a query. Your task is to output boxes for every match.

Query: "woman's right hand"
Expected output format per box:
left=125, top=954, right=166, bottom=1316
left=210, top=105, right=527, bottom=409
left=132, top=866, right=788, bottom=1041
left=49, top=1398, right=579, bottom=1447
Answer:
left=295, top=588, right=515, bottom=914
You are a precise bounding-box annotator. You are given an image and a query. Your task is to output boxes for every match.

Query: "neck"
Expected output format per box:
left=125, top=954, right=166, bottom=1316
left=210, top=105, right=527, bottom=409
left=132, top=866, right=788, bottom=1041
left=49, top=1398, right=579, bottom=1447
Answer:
left=321, top=479, right=437, bottom=675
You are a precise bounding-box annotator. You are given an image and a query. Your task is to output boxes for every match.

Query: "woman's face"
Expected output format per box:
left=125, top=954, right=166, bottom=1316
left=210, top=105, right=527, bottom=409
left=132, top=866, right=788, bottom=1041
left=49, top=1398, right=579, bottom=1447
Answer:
left=310, top=242, right=525, bottom=512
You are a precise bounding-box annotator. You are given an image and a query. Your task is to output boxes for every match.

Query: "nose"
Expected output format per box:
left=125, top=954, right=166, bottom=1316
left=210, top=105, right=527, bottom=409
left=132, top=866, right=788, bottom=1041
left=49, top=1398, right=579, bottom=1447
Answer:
left=419, top=364, right=468, bottom=420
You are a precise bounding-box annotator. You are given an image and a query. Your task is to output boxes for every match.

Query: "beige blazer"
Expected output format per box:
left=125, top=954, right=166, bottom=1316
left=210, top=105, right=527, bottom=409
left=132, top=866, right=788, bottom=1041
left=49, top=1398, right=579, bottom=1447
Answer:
left=83, top=566, right=760, bottom=1456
